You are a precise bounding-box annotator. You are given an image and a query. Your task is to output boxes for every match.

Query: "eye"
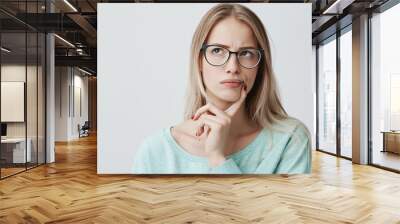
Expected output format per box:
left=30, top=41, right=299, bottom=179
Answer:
left=210, top=47, right=224, bottom=55
left=239, top=50, right=255, bottom=57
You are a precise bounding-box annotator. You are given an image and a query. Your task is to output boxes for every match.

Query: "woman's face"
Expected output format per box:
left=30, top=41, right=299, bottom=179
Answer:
left=201, top=17, right=259, bottom=104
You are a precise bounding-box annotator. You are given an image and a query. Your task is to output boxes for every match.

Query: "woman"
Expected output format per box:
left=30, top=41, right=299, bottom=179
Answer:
left=133, top=3, right=312, bottom=174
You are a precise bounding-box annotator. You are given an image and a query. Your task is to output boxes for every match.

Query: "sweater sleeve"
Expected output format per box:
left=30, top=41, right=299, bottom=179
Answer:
left=209, top=122, right=312, bottom=174
left=272, top=122, right=312, bottom=174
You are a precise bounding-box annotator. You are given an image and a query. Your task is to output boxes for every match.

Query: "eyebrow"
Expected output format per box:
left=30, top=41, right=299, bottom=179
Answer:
left=208, top=43, right=258, bottom=49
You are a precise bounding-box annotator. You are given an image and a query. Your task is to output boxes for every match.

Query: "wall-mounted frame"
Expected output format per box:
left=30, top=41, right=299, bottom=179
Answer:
left=1, top=81, right=25, bottom=122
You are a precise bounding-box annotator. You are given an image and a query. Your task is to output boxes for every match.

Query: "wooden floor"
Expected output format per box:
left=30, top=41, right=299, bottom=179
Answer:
left=0, top=167, right=26, bottom=178
left=1, top=163, right=45, bottom=178
left=1, top=134, right=400, bottom=223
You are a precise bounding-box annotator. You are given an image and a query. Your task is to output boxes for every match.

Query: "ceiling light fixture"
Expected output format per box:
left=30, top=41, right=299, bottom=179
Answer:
left=78, top=67, right=93, bottom=76
left=63, top=0, right=78, bottom=12
left=54, top=34, right=75, bottom=48
left=322, top=0, right=351, bottom=15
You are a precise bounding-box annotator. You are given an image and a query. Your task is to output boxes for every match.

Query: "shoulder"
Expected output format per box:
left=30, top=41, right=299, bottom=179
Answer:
left=268, top=117, right=311, bottom=141
left=135, top=128, right=170, bottom=158
left=136, top=120, right=194, bottom=154
left=270, top=118, right=312, bottom=174
left=133, top=128, right=171, bottom=173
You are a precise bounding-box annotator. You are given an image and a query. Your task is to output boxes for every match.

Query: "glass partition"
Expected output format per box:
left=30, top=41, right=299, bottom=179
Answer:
left=0, top=1, right=46, bottom=179
left=0, top=31, right=28, bottom=178
left=27, top=31, right=38, bottom=170
left=38, top=32, right=45, bottom=165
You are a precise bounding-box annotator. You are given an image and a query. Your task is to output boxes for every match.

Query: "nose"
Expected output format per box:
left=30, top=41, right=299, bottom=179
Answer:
left=225, top=53, right=240, bottom=74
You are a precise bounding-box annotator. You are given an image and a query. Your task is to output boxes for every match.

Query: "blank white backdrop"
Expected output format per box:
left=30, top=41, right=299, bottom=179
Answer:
left=98, top=3, right=313, bottom=174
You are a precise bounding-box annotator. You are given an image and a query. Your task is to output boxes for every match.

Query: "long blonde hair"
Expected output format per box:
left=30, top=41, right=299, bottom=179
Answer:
left=184, top=3, right=288, bottom=128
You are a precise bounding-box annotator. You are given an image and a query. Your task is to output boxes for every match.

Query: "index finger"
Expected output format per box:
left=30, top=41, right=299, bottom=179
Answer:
left=225, top=84, right=247, bottom=116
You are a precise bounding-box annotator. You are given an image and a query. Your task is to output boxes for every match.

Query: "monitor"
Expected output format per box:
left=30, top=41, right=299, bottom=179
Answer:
left=1, top=123, right=7, bottom=137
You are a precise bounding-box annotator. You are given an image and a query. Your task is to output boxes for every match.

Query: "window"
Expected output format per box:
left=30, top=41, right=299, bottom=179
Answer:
left=318, top=36, right=337, bottom=155
left=340, top=28, right=352, bottom=158
left=371, top=2, right=400, bottom=171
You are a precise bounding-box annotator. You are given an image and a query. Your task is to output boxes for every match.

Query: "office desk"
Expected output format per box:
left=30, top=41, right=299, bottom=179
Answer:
left=381, top=131, right=400, bottom=154
left=1, top=138, right=32, bottom=163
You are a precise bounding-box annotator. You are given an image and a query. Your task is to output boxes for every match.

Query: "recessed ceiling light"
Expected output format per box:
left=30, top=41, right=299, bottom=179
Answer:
left=1, top=47, right=11, bottom=53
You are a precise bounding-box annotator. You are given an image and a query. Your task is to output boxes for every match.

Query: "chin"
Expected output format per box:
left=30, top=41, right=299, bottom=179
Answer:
left=216, top=92, right=240, bottom=102
left=206, top=88, right=240, bottom=104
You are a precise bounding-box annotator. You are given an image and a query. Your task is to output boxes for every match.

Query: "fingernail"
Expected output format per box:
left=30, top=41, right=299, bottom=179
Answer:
left=191, top=115, right=194, bottom=120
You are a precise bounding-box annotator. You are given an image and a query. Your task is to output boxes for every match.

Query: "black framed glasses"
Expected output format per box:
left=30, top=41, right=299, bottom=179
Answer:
left=201, top=44, right=263, bottom=69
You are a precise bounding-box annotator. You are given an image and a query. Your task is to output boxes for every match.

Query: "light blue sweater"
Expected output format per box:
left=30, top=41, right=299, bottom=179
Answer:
left=133, top=118, right=312, bottom=174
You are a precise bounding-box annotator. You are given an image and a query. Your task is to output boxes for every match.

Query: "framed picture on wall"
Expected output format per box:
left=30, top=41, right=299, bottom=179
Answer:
left=1, top=81, right=25, bottom=122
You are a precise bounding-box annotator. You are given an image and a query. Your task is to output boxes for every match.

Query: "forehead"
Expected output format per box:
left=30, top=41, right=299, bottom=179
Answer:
left=206, top=17, right=257, bottom=48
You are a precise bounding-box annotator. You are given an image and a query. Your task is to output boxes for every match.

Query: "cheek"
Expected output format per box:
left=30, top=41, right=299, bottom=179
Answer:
left=201, top=59, right=221, bottom=88
left=243, top=69, right=258, bottom=88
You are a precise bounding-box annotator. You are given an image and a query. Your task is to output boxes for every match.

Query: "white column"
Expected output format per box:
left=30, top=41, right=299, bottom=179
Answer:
left=46, top=1, right=56, bottom=163
left=352, top=14, right=369, bottom=164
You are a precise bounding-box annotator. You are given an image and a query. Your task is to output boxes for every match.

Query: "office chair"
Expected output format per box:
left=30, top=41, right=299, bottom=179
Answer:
left=79, top=121, right=90, bottom=138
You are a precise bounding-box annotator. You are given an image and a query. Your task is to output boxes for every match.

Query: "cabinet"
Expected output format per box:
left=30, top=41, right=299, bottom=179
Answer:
left=382, top=131, right=400, bottom=154
left=0, top=138, right=32, bottom=165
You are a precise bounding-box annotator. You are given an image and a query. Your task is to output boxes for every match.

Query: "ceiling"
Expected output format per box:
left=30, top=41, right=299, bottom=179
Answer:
left=0, top=0, right=393, bottom=75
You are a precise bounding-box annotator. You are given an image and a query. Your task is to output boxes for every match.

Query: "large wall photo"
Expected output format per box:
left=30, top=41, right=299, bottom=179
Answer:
left=98, top=3, right=313, bottom=174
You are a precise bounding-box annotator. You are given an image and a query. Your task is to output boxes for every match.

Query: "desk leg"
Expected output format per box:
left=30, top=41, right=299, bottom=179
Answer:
left=382, top=133, right=386, bottom=153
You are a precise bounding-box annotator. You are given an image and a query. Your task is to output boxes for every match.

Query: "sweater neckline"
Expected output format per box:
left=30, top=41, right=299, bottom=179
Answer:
left=165, top=126, right=265, bottom=163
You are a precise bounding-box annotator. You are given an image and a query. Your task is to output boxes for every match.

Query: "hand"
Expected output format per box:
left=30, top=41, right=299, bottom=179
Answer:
left=192, top=84, right=248, bottom=166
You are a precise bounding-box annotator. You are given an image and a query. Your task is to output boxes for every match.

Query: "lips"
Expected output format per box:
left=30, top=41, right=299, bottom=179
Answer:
left=220, top=79, right=244, bottom=88
left=220, top=79, right=244, bottom=84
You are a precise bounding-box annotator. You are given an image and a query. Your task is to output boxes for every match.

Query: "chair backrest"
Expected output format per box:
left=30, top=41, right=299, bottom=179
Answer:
left=82, top=121, right=90, bottom=129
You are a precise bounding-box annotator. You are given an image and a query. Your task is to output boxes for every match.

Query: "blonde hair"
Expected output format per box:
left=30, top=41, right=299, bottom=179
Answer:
left=184, top=3, right=288, bottom=128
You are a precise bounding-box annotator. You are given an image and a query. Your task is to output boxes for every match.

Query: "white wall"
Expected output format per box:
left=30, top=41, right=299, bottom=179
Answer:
left=55, top=67, right=89, bottom=141
left=312, top=45, right=317, bottom=150
left=72, top=72, right=89, bottom=138
left=55, top=67, right=69, bottom=141
left=98, top=3, right=313, bottom=174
